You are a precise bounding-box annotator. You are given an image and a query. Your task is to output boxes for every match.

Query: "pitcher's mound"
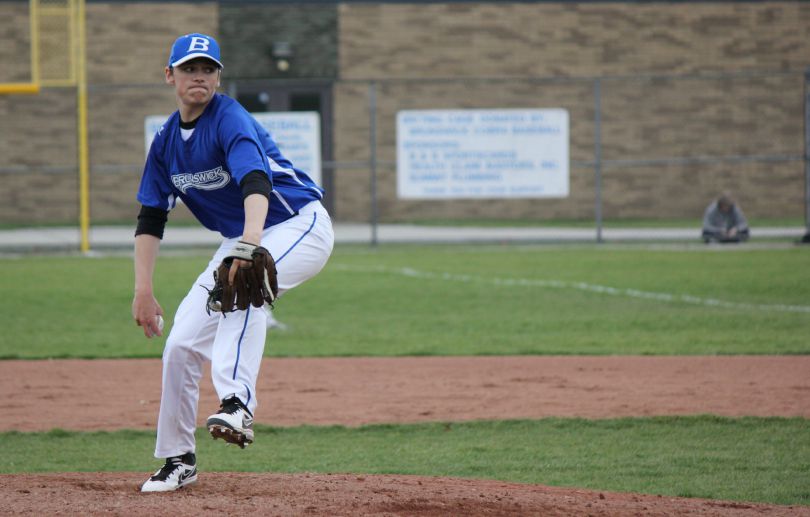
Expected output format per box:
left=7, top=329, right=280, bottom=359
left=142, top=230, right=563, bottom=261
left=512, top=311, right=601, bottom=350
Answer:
left=3, top=472, right=806, bottom=516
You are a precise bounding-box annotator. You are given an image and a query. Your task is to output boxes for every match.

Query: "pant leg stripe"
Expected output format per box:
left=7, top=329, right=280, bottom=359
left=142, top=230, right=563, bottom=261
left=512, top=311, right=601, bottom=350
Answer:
left=243, top=384, right=252, bottom=406
left=232, top=306, right=251, bottom=380
left=275, top=212, right=317, bottom=264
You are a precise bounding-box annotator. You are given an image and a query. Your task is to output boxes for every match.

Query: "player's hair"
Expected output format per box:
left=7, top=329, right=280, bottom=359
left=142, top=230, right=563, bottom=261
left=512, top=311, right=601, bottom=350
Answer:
left=717, top=191, right=735, bottom=208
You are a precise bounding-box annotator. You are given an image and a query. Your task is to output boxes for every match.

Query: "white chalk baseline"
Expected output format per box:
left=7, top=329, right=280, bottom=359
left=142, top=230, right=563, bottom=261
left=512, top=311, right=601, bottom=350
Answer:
left=332, top=264, right=810, bottom=314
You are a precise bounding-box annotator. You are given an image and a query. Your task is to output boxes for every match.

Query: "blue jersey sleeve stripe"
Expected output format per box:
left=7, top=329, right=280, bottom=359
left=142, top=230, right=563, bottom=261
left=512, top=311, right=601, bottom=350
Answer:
left=272, top=191, right=296, bottom=216
left=266, top=156, right=323, bottom=200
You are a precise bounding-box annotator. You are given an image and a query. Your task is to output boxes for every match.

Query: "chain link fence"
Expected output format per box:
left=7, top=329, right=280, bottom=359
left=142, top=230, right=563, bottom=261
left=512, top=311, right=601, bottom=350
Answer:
left=324, top=69, right=807, bottom=242
left=1, top=67, right=808, bottom=242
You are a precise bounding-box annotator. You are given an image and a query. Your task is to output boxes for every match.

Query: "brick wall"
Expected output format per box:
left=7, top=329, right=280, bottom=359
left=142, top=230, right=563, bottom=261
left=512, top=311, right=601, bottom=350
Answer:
left=0, top=89, right=78, bottom=222
left=0, top=1, right=807, bottom=225
left=338, top=3, right=810, bottom=78
left=0, top=2, right=216, bottom=224
left=334, top=2, right=809, bottom=222
left=0, top=2, right=33, bottom=84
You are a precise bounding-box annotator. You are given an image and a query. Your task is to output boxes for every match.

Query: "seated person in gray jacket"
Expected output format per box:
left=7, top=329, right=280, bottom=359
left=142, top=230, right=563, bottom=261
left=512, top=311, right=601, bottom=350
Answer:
left=702, top=193, right=750, bottom=243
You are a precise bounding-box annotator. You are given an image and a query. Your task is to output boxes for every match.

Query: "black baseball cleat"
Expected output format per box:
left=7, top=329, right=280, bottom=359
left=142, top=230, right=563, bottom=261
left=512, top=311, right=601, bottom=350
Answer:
left=141, top=452, right=197, bottom=492
left=206, top=395, right=254, bottom=448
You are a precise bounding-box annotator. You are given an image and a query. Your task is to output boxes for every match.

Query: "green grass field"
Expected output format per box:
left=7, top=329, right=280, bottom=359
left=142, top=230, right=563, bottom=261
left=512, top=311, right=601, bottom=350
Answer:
left=0, top=244, right=808, bottom=358
left=1, top=243, right=808, bottom=505
left=0, top=417, right=808, bottom=505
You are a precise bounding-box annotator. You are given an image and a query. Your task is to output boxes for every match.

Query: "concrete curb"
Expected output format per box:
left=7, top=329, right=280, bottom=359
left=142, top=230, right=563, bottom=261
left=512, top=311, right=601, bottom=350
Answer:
left=0, top=225, right=805, bottom=252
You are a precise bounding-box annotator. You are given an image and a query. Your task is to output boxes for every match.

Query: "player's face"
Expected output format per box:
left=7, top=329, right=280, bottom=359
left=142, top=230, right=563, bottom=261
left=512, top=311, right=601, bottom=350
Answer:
left=165, top=58, right=221, bottom=108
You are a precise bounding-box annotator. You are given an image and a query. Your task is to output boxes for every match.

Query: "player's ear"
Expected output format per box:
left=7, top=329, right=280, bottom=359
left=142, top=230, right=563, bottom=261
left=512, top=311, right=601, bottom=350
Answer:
left=216, top=69, right=222, bottom=88
left=165, top=66, right=174, bottom=85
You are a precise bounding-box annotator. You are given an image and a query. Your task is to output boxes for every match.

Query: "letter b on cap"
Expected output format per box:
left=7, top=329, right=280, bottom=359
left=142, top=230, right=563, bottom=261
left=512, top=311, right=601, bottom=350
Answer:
left=188, top=36, right=210, bottom=52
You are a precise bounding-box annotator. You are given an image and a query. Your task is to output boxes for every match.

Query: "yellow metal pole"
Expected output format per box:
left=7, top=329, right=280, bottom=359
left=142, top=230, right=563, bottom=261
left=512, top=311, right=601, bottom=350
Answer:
left=30, top=0, right=39, bottom=85
left=76, top=0, right=90, bottom=252
left=0, top=83, right=40, bottom=94
left=0, top=0, right=43, bottom=95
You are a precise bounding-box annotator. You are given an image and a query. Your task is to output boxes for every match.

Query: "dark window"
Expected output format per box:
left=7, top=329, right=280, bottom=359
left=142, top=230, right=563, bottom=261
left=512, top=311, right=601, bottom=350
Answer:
left=290, top=93, right=321, bottom=112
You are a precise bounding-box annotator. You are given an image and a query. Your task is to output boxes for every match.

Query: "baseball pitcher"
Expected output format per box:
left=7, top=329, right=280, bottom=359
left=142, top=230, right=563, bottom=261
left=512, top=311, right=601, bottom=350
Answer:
left=132, top=33, right=334, bottom=492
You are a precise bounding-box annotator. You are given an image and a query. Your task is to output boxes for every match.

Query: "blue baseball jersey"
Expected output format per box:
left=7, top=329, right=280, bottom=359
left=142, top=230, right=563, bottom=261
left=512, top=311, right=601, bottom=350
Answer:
left=138, top=93, right=324, bottom=238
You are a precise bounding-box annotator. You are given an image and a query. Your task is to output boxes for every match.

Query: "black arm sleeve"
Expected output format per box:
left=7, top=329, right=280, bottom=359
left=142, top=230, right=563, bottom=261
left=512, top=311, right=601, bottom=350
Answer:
left=240, top=170, right=272, bottom=200
left=134, top=205, right=169, bottom=239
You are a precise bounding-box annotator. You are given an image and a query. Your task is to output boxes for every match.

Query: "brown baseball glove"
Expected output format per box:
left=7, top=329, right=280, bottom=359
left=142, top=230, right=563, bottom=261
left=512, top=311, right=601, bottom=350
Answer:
left=205, top=241, right=278, bottom=314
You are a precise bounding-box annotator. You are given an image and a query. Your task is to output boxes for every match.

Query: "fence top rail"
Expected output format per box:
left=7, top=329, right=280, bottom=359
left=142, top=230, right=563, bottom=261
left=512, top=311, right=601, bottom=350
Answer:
left=76, top=67, right=807, bottom=92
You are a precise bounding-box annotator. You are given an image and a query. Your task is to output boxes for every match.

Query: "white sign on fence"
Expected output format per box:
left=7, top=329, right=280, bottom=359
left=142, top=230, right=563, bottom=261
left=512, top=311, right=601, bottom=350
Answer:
left=145, top=111, right=322, bottom=184
left=396, top=109, right=569, bottom=199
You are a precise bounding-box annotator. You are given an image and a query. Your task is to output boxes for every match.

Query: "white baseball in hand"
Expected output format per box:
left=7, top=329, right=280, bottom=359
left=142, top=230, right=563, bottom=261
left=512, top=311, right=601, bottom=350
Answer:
left=156, top=315, right=164, bottom=332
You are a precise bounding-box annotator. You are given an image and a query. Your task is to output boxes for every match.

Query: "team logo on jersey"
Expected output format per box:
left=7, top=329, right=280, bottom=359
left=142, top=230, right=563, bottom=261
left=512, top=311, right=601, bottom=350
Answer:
left=172, top=166, right=231, bottom=193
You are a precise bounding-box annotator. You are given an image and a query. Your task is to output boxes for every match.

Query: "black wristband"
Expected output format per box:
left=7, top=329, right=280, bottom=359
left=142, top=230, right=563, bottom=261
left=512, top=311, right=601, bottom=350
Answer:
left=135, top=205, right=169, bottom=239
left=240, top=170, right=272, bottom=200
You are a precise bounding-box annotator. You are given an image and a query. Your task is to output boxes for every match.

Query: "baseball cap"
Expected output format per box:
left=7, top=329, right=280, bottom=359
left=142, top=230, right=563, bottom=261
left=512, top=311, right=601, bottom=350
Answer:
left=168, top=33, right=223, bottom=69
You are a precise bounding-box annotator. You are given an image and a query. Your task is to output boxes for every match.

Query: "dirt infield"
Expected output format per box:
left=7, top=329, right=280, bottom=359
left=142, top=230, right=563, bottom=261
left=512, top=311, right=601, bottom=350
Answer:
left=4, top=472, right=808, bottom=517
left=3, top=355, right=809, bottom=515
left=4, top=356, right=809, bottom=431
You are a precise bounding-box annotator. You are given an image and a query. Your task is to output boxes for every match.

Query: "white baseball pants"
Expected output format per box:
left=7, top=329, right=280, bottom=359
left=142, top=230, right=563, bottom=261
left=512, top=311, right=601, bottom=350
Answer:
left=154, top=201, right=334, bottom=458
